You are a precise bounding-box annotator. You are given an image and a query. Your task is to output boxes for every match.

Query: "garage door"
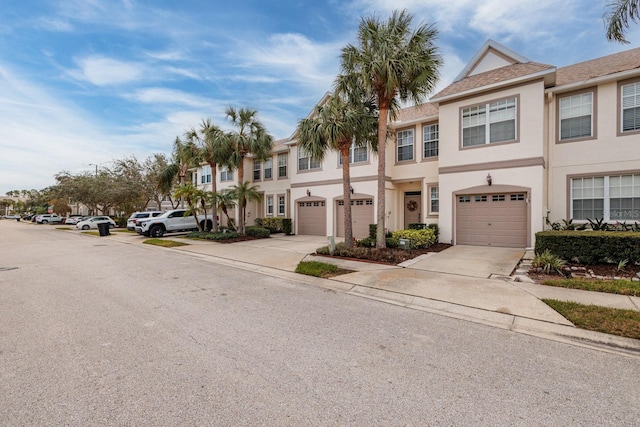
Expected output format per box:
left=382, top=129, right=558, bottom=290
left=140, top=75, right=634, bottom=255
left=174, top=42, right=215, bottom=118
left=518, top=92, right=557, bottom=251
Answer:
left=456, top=193, right=527, bottom=248
left=297, top=200, right=326, bottom=236
left=336, top=199, right=374, bottom=239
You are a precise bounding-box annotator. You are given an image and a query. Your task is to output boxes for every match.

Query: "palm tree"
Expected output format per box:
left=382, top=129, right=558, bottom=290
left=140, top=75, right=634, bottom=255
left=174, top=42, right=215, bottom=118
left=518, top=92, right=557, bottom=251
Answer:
left=229, top=181, right=262, bottom=234
left=158, top=137, right=200, bottom=208
left=297, top=92, right=377, bottom=248
left=605, top=0, right=640, bottom=43
left=187, top=118, right=230, bottom=232
left=215, top=189, right=237, bottom=230
left=337, top=9, right=442, bottom=248
left=173, top=182, right=203, bottom=231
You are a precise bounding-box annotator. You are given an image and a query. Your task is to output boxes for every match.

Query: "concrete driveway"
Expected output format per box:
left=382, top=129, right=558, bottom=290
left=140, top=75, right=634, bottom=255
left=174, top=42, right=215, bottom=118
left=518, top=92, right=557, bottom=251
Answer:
left=402, top=245, right=525, bottom=278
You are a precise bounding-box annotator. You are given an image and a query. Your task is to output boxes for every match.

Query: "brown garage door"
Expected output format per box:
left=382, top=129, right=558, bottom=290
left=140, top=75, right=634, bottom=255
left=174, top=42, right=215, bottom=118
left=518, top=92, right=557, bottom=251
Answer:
left=336, top=199, right=374, bottom=239
left=456, top=193, right=527, bottom=248
left=297, top=200, right=326, bottom=236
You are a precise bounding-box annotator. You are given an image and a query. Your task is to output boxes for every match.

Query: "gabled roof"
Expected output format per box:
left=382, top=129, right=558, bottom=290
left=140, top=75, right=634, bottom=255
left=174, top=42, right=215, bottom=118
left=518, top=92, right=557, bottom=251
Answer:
left=431, top=39, right=555, bottom=102
left=556, top=47, right=640, bottom=87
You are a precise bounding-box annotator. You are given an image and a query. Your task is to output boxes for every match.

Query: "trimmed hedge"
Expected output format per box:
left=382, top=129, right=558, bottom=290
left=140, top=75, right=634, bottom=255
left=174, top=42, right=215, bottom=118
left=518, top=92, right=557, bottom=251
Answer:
left=283, top=218, right=292, bottom=235
left=245, top=226, right=271, bottom=238
left=391, top=229, right=437, bottom=249
left=535, top=230, right=640, bottom=264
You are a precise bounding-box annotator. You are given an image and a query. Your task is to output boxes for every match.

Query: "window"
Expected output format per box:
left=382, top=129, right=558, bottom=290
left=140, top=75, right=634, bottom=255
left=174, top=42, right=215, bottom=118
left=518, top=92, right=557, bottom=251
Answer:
left=462, top=97, right=517, bottom=147
left=621, top=82, right=640, bottom=132
left=200, top=166, right=211, bottom=184
left=339, top=142, right=368, bottom=165
left=266, top=196, right=274, bottom=215
left=253, top=160, right=261, bottom=181
left=397, top=129, right=414, bottom=161
left=278, top=195, right=285, bottom=215
left=569, top=174, right=640, bottom=221
left=278, top=153, right=287, bottom=178
left=220, top=167, right=233, bottom=182
left=264, top=158, right=273, bottom=179
left=298, top=147, right=320, bottom=171
left=423, top=124, right=439, bottom=158
left=430, top=186, right=439, bottom=213
left=559, top=92, right=593, bottom=140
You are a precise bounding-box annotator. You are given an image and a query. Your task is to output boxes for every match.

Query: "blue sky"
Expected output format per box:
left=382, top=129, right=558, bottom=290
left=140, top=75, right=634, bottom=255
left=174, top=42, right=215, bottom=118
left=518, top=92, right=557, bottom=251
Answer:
left=1, top=0, right=637, bottom=195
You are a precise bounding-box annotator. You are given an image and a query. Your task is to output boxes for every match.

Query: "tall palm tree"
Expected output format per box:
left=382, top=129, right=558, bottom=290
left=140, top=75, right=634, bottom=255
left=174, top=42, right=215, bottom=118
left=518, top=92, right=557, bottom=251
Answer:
left=173, top=182, right=203, bottom=231
left=297, top=92, right=377, bottom=248
left=605, top=0, right=640, bottom=43
left=158, top=136, right=200, bottom=208
left=229, top=181, right=262, bottom=234
left=337, top=9, right=441, bottom=248
left=187, top=118, right=230, bottom=232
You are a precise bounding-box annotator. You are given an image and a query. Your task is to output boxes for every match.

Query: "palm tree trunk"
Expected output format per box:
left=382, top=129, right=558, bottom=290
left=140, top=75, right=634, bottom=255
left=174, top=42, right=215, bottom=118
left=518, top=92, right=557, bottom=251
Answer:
left=376, top=106, right=389, bottom=248
left=237, top=160, right=245, bottom=234
left=210, top=162, right=218, bottom=232
left=341, top=147, right=354, bottom=248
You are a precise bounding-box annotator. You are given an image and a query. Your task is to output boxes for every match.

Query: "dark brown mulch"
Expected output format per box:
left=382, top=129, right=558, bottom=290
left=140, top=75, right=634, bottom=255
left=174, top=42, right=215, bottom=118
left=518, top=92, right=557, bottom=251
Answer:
left=314, top=243, right=453, bottom=265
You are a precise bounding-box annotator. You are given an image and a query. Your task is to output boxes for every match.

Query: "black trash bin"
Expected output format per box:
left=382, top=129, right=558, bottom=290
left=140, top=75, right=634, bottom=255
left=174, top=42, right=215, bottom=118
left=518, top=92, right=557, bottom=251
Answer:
left=97, top=222, right=110, bottom=236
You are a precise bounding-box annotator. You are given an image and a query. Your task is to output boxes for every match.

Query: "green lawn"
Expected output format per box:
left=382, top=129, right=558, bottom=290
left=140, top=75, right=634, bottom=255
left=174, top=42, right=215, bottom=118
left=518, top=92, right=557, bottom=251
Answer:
left=542, top=278, right=640, bottom=296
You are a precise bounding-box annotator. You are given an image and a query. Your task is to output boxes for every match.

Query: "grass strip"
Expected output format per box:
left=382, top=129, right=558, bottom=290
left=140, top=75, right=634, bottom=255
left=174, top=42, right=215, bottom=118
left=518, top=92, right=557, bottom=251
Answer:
left=543, top=299, right=640, bottom=340
left=542, top=278, right=640, bottom=296
left=295, top=261, right=353, bottom=278
left=143, top=239, right=188, bottom=248
left=56, top=227, right=74, bottom=230
left=81, top=231, right=100, bottom=236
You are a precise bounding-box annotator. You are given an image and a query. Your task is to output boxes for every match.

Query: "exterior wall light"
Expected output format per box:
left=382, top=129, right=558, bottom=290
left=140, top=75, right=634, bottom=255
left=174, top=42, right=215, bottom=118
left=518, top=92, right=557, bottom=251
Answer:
left=486, top=173, right=492, bottom=186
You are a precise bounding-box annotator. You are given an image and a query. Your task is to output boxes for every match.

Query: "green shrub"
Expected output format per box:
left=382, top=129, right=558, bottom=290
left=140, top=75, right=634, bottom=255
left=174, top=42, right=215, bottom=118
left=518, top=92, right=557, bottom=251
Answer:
left=357, top=237, right=376, bottom=248
left=187, top=231, right=240, bottom=240
left=261, top=217, right=283, bottom=233
left=245, top=226, right=271, bottom=238
left=391, top=229, right=436, bottom=249
left=535, top=230, right=640, bottom=264
left=254, top=218, right=264, bottom=227
left=282, top=218, right=292, bottom=235
left=427, top=223, right=439, bottom=239
left=532, top=249, right=566, bottom=274
left=408, top=223, right=426, bottom=230
left=369, top=224, right=377, bottom=239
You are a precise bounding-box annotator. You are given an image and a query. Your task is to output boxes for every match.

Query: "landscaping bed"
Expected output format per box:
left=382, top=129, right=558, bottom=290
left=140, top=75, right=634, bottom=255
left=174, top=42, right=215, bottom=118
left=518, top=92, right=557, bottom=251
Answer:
left=314, top=243, right=452, bottom=265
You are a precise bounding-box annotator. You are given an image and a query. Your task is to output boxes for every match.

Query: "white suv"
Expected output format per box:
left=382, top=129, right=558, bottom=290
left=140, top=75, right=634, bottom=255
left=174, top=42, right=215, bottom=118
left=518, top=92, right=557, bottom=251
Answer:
left=136, top=209, right=204, bottom=237
left=36, top=214, right=63, bottom=224
left=127, top=211, right=163, bottom=231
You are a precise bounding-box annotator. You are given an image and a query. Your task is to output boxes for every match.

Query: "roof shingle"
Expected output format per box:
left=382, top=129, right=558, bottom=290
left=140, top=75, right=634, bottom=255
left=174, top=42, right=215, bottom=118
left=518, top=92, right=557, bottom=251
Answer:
left=556, top=47, right=640, bottom=86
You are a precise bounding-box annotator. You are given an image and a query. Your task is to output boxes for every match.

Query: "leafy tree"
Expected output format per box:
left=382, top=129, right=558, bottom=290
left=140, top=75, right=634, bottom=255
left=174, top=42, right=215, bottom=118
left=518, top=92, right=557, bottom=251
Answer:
left=214, top=189, right=236, bottom=230
left=605, top=0, right=640, bottom=43
left=337, top=9, right=441, bottom=248
left=229, top=181, right=262, bottom=234
left=297, top=92, right=377, bottom=248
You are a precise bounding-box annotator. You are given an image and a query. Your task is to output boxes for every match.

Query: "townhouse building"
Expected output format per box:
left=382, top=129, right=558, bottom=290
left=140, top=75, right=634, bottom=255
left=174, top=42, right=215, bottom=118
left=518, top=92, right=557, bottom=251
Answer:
left=193, top=40, right=640, bottom=248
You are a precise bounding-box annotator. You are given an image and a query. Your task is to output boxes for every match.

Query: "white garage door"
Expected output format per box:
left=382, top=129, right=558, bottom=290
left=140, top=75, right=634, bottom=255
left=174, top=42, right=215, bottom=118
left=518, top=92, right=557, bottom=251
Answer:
left=297, top=200, right=326, bottom=236
left=456, top=193, right=527, bottom=248
left=336, top=199, right=374, bottom=239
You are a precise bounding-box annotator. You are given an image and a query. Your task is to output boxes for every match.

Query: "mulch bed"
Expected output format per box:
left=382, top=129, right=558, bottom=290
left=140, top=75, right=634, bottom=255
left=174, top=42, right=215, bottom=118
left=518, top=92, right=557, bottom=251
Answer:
left=313, top=243, right=453, bottom=265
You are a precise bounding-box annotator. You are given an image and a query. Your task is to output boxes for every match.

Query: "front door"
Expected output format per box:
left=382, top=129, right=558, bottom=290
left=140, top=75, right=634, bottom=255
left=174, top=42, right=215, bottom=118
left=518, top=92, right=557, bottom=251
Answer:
left=404, top=191, right=422, bottom=229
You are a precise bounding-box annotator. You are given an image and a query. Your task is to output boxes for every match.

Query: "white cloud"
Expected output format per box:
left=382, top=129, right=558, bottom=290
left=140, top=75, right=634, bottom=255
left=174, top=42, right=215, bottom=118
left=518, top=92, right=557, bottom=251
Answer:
left=128, top=88, right=212, bottom=108
left=69, top=56, right=144, bottom=86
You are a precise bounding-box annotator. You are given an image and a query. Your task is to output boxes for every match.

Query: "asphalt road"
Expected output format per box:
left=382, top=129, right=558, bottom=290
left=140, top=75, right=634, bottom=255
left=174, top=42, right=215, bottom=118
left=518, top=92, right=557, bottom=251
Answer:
left=1, top=221, right=639, bottom=426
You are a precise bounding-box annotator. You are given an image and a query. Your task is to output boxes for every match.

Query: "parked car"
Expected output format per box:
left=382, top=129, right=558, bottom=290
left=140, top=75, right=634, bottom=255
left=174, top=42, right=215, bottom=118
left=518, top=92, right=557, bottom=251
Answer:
left=126, top=211, right=163, bottom=231
left=1, top=214, right=20, bottom=219
left=36, top=214, right=63, bottom=224
left=63, top=216, right=85, bottom=225
left=76, top=216, right=116, bottom=230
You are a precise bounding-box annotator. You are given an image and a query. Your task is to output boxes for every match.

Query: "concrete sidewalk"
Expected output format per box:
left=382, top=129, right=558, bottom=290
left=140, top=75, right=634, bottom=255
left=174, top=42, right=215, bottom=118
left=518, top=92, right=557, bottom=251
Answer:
left=107, top=231, right=640, bottom=356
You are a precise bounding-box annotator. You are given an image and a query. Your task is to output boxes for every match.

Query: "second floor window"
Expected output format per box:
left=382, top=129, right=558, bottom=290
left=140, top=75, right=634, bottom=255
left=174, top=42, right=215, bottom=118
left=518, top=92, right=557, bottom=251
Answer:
left=253, top=160, right=261, bottom=181
left=220, top=167, right=233, bottom=182
left=200, top=166, right=211, bottom=184
left=559, top=92, right=593, bottom=140
left=278, top=153, right=287, bottom=178
left=397, top=129, right=414, bottom=162
left=264, top=158, right=273, bottom=179
left=339, top=142, right=368, bottom=165
left=462, top=97, right=517, bottom=147
left=622, top=82, right=640, bottom=132
left=423, top=124, right=439, bottom=158
left=298, top=147, right=321, bottom=171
